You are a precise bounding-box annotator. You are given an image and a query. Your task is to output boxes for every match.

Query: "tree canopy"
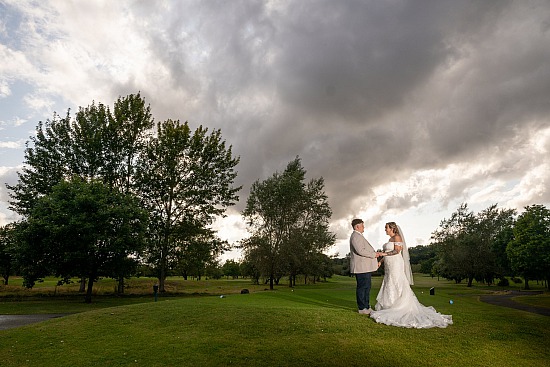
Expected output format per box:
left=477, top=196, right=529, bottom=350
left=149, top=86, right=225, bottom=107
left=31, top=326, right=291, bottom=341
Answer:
left=135, top=119, right=240, bottom=291
left=17, top=177, right=148, bottom=303
left=6, top=93, right=240, bottom=297
left=431, top=203, right=516, bottom=286
left=241, top=157, right=335, bottom=289
left=507, top=204, right=550, bottom=290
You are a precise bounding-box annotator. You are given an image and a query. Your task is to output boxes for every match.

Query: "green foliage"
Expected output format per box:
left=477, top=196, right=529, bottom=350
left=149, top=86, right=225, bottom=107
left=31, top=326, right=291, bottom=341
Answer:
left=0, top=223, right=17, bottom=285
left=241, top=157, right=335, bottom=289
left=135, top=119, right=240, bottom=291
left=497, top=277, right=509, bottom=286
left=6, top=94, right=240, bottom=295
left=7, top=93, right=154, bottom=215
left=222, top=259, right=241, bottom=279
left=507, top=204, right=550, bottom=290
left=431, top=203, right=516, bottom=286
left=16, top=177, right=148, bottom=303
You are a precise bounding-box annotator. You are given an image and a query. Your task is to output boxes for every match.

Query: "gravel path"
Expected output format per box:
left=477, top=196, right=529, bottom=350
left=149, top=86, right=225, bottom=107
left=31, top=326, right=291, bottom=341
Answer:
left=0, top=314, right=69, bottom=330
left=479, top=290, right=550, bottom=316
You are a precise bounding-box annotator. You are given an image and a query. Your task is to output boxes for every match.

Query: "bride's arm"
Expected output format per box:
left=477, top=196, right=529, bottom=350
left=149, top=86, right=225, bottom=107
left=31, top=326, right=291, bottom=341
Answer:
left=381, top=244, right=402, bottom=256
left=380, top=235, right=403, bottom=256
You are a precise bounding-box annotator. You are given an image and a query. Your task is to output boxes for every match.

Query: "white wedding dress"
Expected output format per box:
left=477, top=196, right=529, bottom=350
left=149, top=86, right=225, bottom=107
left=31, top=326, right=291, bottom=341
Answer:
left=370, top=242, right=453, bottom=328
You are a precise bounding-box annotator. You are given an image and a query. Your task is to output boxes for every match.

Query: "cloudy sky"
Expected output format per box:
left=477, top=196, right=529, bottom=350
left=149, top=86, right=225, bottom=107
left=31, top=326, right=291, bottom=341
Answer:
left=1, top=0, right=549, bottom=259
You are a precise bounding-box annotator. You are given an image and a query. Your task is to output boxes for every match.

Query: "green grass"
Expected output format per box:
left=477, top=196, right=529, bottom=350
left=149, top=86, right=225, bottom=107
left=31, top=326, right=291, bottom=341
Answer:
left=1, top=275, right=549, bottom=367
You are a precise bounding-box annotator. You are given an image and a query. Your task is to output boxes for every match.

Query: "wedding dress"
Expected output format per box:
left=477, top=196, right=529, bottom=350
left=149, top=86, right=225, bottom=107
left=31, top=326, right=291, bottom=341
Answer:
left=370, top=242, right=453, bottom=328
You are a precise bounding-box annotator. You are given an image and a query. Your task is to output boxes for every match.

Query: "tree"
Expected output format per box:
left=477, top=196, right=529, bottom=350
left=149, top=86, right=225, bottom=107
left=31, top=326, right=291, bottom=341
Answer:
left=7, top=93, right=154, bottom=293
left=175, top=229, right=228, bottom=280
left=408, top=244, right=437, bottom=276
left=431, top=203, right=515, bottom=286
left=240, top=253, right=262, bottom=284
left=241, top=157, right=335, bottom=289
left=104, top=93, right=154, bottom=192
left=507, top=204, right=550, bottom=290
left=474, top=205, right=516, bottom=284
left=135, top=120, right=240, bottom=291
left=71, top=94, right=154, bottom=292
left=7, top=93, right=153, bottom=214
left=0, top=223, right=17, bottom=285
left=431, top=203, right=474, bottom=284
left=222, top=259, right=241, bottom=279
left=16, top=177, right=147, bottom=303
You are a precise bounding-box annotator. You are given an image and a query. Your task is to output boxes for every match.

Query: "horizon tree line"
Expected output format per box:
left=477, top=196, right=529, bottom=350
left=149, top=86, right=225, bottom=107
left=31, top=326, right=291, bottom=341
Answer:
left=419, top=203, right=549, bottom=290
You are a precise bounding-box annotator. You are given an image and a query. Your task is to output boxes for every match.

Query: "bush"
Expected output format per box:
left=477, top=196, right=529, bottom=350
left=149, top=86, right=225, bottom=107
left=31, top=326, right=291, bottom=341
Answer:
left=497, top=278, right=509, bottom=287
left=512, top=277, right=523, bottom=284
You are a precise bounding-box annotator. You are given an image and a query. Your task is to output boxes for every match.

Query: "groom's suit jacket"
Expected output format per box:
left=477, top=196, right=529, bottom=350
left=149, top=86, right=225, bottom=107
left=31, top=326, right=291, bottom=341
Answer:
left=349, top=231, right=378, bottom=274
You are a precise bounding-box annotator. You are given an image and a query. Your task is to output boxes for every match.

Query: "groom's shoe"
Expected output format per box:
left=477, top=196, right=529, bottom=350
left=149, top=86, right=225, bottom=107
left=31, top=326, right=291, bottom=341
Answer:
left=358, top=308, right=372, bottom=315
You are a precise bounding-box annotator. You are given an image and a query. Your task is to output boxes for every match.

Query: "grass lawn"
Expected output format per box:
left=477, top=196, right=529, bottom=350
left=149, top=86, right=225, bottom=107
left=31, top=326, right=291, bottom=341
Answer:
left=0, top=275, right=548, bottom=367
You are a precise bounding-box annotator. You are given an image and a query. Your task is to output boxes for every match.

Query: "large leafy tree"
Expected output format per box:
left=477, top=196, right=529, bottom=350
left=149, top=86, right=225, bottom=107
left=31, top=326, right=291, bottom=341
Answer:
left=507, top=204, right=550, bottom=290
left=175, top=228, right=228, bottom=280
left=431, top=203, right=474, bottom=284
left=135, top=119, right=240, bottom=292
left=431, top=203, right=515, bottom=286
left=0, top=223, right=17, bottom=285
left=241, top=157, right=335, bottom=289
left=474, top=205, right=516, bottom=284
left=17, top=177, right=147, bottom=303
left=7, top=93, right=154, bottom=292
left=8, top=93, right=153, bottom=213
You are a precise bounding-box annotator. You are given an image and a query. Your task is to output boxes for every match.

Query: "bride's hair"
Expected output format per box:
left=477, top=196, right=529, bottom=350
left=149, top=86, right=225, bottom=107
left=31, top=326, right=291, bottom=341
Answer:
left=386, top=222, right=400, bottom=235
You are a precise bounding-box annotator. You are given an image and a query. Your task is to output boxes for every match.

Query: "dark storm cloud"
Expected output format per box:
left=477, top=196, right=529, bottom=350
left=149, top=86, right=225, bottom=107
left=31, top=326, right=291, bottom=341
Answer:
left=105, top=1, right=550, bottom=223
left=121, top=0, right=549, bottom=221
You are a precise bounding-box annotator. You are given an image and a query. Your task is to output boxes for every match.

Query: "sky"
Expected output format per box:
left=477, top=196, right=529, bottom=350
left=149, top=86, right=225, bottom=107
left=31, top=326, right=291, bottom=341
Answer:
left=1, top=0, right=549, bottom=261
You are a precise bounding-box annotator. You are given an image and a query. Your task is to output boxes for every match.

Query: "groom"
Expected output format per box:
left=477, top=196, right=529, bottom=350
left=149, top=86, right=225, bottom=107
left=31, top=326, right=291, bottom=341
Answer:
left=350, top=218, right=380, bottom=315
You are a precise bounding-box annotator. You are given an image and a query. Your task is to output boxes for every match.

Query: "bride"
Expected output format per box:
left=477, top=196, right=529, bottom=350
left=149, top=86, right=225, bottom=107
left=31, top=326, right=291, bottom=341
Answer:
left=370, top=222, right=452, bottom=328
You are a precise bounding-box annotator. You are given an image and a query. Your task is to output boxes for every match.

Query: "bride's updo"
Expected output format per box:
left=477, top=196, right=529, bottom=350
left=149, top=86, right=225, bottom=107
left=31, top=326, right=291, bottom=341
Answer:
left=386, top=222, right=400, bottom=235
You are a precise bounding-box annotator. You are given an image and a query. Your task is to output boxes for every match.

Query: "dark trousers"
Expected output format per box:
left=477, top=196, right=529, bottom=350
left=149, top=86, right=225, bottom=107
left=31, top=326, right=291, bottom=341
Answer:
left=355, top=272, right=372, bottom=310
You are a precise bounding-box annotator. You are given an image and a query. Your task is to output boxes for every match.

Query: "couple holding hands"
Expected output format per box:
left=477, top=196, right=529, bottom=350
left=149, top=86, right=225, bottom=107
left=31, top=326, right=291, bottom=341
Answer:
left=350, top=219, right=452, bottom=328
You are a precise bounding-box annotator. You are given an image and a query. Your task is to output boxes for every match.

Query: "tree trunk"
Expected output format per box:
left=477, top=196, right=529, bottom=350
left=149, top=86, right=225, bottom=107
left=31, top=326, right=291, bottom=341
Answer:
left=79, top=277, right=86, bottom=292
left=467, top=276, right=473, bottom=287
left=159, top=246, right=167, bottom=292
left=117, top=276, right=125, bottom=294
left=85, top=276, right=94, bottom=304
left=524, top=277, right=530, bottom=290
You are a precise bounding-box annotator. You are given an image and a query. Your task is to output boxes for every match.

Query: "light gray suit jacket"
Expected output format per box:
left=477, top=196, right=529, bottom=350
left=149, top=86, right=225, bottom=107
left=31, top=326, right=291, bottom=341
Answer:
left=349, top=231, right=378, bottom=274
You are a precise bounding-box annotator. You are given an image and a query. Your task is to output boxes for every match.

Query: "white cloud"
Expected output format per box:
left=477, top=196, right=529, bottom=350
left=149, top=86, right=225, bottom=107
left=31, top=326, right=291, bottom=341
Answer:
left=0, top=80, right=10, bottom=98
left=0, top=139, right=25, bottom=149
left=23, top=94, right=54, bottom=114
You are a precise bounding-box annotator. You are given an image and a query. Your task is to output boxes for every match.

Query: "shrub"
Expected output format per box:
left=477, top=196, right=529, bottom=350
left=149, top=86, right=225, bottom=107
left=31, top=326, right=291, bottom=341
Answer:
left=497, top=278, right=509, bottom=287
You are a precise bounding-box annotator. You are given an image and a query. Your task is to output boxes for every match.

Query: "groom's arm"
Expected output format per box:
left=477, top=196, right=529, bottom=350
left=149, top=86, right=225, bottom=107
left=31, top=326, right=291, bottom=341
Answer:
left=351, top=234, right=377, bottom=258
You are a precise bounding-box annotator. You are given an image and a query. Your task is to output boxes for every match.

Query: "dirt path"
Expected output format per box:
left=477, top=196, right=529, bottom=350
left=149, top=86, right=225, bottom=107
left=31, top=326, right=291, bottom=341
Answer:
left=0, top=314, right=69, bottom=330
left=479, top=290, right=550, bottom=316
